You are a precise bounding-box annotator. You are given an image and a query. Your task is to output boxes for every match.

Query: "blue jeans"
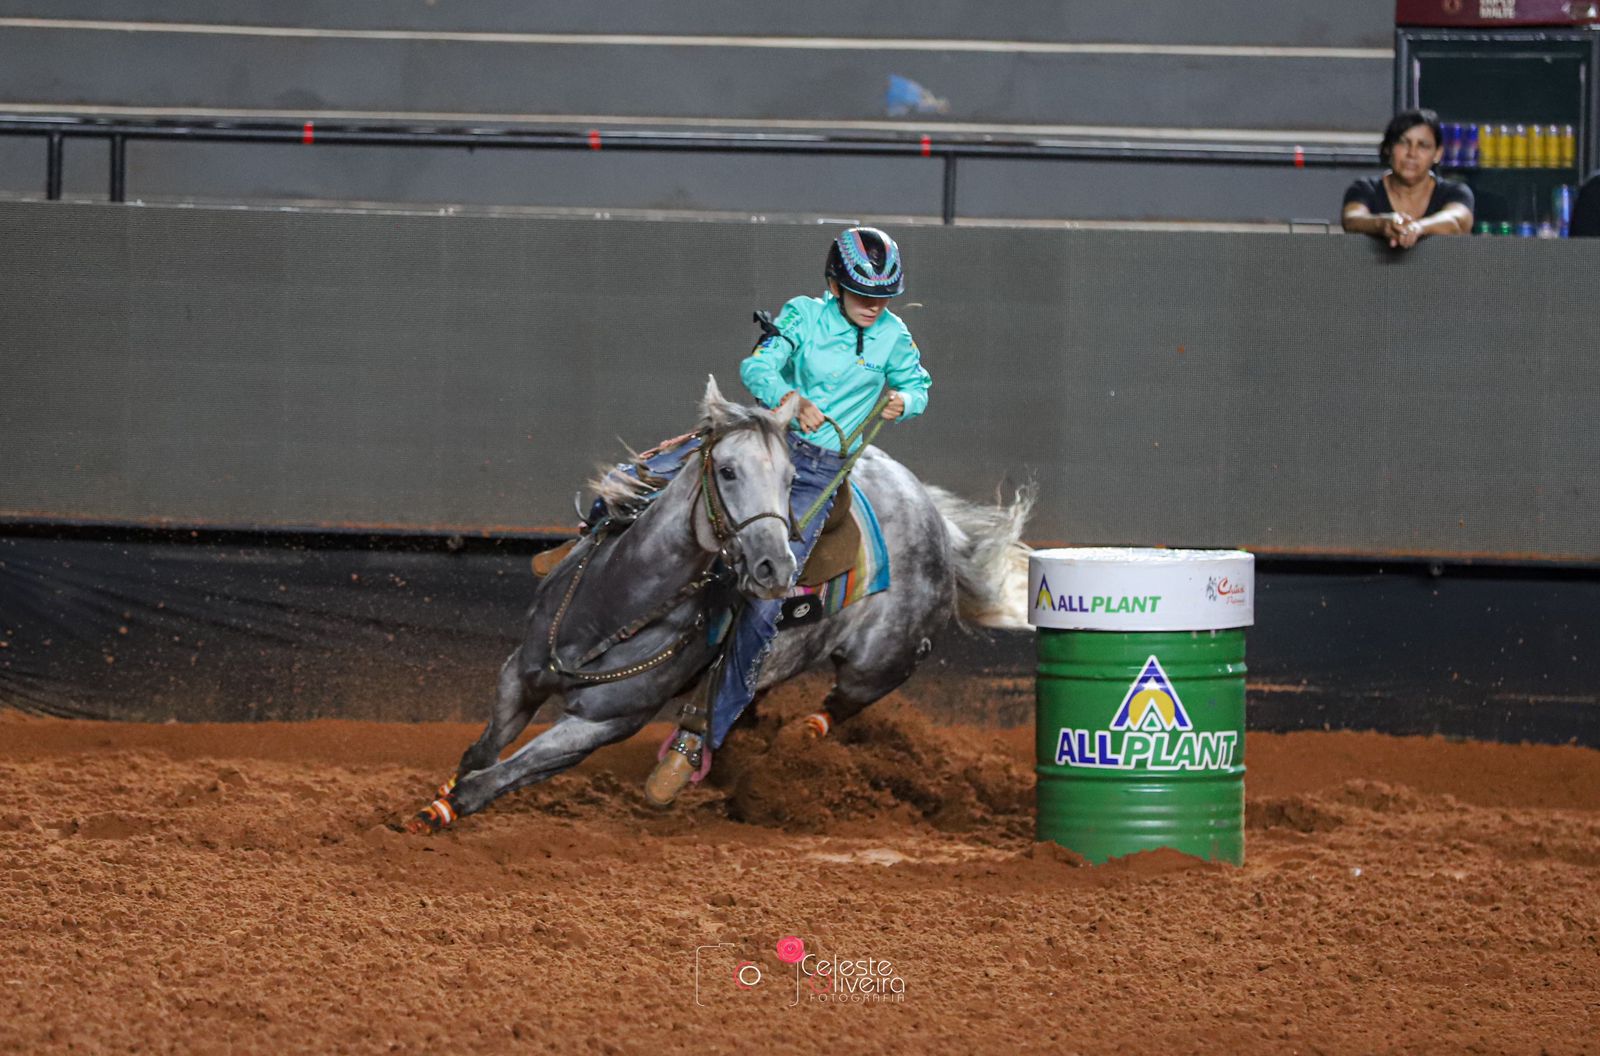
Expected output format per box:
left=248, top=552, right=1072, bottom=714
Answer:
left=589, top=432, right=703, bottom=527
left=709, top=433, right=846, bottom=748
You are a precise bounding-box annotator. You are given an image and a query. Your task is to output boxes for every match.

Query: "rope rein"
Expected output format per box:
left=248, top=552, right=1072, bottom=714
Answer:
left=791, top=386, right=894, bottom=536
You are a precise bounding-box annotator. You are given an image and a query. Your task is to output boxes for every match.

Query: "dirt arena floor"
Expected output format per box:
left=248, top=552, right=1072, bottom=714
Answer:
left=3, top=679, right=1598, bottom=1055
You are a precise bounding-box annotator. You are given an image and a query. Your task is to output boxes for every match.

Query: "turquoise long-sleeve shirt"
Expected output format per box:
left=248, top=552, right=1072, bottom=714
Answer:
left=739, top=292, right=931, bottom=453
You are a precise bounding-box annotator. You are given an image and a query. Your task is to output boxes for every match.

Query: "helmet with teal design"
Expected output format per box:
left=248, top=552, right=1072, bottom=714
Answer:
left=825, top=227, right=904, bottom=298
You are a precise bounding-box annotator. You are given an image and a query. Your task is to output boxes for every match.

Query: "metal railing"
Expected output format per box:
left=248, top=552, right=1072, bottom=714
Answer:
left=1, top=113, right=1373, bottom=223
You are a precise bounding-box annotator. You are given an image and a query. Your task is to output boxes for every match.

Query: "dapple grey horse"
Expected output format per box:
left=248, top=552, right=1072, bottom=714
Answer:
left=411, top=377, right=1031, bottom=830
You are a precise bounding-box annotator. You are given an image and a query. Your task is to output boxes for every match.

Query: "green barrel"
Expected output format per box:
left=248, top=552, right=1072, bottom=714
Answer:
left=1028, top=548, right=1253, bottom=866
left=1035, top=628, right=1245, bottom=864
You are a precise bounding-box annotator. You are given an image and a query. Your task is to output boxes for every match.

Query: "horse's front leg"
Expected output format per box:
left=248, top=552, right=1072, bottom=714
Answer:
left=455, top=649, right=545, bottom=779
left=446, top=709, right=653, bottom=819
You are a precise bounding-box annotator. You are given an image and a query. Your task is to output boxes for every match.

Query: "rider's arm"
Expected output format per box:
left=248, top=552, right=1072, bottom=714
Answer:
left=740, top=298, right=808, bottom=409
left=884, top=330, right=931, bottom=421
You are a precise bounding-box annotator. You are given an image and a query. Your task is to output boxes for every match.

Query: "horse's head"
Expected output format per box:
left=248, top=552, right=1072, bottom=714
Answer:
left=693, top=376, right=799, bottom=600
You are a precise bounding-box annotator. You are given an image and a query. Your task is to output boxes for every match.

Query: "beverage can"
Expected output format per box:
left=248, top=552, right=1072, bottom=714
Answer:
left=1497, top=221, right=1514, bottom=236
left=1554, top=185, right=1574, bottom=237
left=1443, top=123, right=1462, bottom=167
left=1480, top=123, right=1500, bottom=167
left=1508, top=124, right=1527, bottom=168
left=1462, top=124, right=1479, bottom=168
left=1545, top=125, right=1561, bottom=167
left=1473, top=220, right=1492, bottom=235
left=1560, top=125, right=1576, bottom=169
left=1526, top=124, right=1544, bottom=168
left=1516, top=221, right=1536, bottom=238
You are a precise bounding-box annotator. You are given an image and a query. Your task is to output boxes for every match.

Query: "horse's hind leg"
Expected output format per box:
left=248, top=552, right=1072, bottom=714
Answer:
left=448, top=711, right=650, bottom=818
left=803, top=632, right=933, bottom=737
left=455, top=651, right=543, bottom=779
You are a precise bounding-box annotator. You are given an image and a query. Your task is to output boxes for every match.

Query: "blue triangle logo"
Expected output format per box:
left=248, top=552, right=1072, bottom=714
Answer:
left=1110, top=655, right=1192, bottom=732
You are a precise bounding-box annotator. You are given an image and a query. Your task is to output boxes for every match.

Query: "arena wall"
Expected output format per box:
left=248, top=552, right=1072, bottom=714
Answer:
left=2, top=201, right=1595, bottom=734
left=2, top=201, right=1596, bottom=563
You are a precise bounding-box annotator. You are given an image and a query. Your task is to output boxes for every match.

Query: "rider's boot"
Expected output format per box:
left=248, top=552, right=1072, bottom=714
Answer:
left=644, top=697, right=712, bottom=808
left=531, top=537, right=580, bottom=578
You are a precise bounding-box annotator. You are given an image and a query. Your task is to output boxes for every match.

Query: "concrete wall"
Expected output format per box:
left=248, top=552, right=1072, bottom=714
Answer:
left=2, top=200, right=1596, bottom=562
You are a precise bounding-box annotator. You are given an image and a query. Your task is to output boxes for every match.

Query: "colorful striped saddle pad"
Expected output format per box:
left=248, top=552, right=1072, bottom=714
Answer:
left=776, top=479, right=890, bottom=629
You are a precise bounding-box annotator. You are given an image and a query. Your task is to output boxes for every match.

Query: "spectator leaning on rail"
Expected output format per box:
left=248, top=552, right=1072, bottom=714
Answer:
left=643, top=226, right=932, bottom=807
left=1342, top=108, right=1474, bottom=249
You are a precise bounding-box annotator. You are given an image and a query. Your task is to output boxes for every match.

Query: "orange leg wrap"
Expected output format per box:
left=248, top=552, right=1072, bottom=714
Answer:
left=405, top=794, right=457, bottom=835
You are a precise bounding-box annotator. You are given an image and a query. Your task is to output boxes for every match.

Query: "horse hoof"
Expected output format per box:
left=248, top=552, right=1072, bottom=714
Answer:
left=405, top=797, right=457, bottom=835
left=801, top=712, right=832, bottom=739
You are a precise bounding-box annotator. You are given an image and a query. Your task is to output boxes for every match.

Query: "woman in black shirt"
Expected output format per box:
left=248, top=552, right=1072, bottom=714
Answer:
left=1342, top=109, right=1474, bottom=249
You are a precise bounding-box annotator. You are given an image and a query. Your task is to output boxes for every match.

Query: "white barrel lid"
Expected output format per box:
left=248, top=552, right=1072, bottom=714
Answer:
left=1028, top=547, right=1254, bottom=631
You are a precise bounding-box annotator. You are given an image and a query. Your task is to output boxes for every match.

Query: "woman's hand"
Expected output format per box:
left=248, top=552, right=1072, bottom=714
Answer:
left=1378, top=211, right=1422, bottom=248
left=781, top=391, right=827, bottom=431
left=880, top=391, right=906, bottom=421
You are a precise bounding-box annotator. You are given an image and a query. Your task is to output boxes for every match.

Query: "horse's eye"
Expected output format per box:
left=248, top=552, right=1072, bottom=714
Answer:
left=718, top=465, right=737, bottom=482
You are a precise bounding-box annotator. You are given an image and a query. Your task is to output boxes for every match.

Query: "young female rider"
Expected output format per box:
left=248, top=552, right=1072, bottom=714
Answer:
left=644, top=226, right=932, bottom=806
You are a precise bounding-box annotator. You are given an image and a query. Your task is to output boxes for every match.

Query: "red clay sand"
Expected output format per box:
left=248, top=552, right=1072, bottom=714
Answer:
left=2, top=678, right=1597, bottom=1055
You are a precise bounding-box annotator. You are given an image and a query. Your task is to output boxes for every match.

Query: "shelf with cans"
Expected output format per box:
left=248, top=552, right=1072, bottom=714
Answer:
left=1437, top=121, right=1582, bottom=237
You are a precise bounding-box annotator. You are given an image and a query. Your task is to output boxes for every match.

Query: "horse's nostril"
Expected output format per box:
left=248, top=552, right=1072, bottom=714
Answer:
left=754, top=557, right=777, bottom=585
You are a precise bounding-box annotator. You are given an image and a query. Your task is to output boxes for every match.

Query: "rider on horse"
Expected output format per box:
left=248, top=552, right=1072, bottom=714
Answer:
left=643, top=226, right=933, bottom=806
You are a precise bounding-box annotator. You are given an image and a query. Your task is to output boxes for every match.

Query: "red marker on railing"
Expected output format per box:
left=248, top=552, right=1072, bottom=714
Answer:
left=1293, top=145, right=1305, bottom=169
left=587, top=129, right=602, bottom=151
left=302, top=121, right=315, bottom=145
left=920, top=134, right=932, bottom=157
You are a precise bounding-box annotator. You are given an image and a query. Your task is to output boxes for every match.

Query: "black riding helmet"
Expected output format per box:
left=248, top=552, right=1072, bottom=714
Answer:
left=824, top=227, right=905, bottom=298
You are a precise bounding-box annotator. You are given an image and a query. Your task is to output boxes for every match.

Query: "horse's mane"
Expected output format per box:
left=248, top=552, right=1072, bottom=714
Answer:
left=584, top=403, right=788, bottom=508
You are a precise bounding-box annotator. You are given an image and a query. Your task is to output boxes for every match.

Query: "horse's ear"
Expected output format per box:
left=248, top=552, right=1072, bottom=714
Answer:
left=701, top=374, right=734, bottom=428
left=771, top=391, right=799, bottom=429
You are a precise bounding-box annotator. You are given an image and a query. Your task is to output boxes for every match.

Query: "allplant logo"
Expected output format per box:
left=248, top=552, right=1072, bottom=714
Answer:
left=1033, top=574, right=1162, bottom=616
left=1053, top=655, right=1238, bottom=771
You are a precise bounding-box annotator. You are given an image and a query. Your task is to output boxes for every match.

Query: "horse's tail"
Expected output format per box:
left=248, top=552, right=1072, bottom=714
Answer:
left=927, top=482, right=1036, bottom=630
